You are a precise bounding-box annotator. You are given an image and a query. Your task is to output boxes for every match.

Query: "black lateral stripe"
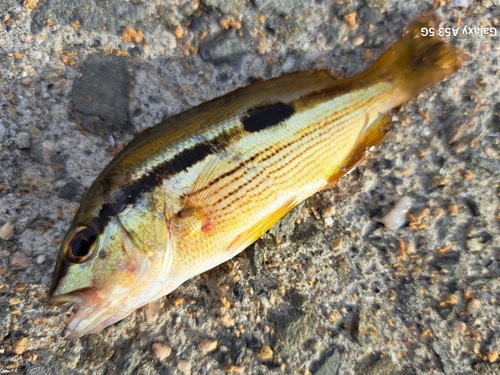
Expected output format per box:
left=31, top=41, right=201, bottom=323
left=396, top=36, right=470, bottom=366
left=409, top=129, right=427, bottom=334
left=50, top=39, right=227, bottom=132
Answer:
left=94, top=140, right=215, bottom=232
left=242, top=102, right=295, bottom=133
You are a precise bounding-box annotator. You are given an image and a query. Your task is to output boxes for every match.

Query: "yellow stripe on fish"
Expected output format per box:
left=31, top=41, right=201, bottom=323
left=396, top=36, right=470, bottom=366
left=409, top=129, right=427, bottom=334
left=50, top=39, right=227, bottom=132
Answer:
left=49, top=15, right=463, bottom=339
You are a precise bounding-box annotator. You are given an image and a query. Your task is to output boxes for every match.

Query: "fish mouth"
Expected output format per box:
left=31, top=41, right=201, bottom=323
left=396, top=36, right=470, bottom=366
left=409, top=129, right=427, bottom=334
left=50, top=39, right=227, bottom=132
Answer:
left=49, top=289, right=119, bottom=340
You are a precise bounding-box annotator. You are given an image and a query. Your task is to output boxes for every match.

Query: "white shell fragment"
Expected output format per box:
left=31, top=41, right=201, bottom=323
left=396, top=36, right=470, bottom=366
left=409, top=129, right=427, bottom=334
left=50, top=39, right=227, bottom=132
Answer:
left=376, top=196, right=413, bottom=230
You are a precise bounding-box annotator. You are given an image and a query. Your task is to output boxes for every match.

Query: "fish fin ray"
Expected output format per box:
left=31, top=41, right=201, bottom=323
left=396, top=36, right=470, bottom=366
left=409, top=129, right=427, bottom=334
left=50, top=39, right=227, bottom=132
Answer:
left=180, top=148, right=249, bottom=217
left=326, top=114, right=391, bottom=187
left=226, top=197, right=297, bottom=255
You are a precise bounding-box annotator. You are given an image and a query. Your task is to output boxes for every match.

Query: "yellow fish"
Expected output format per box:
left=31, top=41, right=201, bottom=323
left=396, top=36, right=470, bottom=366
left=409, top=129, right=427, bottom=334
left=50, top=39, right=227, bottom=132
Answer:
left=49, top=16, right=463, bottom=339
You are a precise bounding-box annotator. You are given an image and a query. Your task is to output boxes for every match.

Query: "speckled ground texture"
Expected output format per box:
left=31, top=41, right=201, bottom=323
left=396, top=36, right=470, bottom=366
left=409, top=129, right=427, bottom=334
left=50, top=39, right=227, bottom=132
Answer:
left=0, top=0, right=499, bottom=374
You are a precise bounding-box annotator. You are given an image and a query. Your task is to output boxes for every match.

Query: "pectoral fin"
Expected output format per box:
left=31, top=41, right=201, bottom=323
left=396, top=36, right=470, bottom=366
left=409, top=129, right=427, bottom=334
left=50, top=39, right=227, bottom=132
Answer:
left=227, top=197, right=297, bottom=255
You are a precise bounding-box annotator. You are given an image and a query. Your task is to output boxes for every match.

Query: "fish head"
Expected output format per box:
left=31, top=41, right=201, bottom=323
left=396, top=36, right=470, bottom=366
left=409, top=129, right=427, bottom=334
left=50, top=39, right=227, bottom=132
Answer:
left=49, top=204, right=172, bottom=339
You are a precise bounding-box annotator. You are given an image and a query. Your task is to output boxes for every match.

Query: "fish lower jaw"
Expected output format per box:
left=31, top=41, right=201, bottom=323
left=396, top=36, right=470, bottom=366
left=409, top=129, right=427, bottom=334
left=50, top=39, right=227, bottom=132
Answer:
left=64, top=304, right=95, bottom=340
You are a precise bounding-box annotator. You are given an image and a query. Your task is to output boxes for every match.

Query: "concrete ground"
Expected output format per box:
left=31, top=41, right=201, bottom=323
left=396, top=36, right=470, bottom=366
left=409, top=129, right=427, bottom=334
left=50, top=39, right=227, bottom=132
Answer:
left=0, top=0, right=499, bottom=374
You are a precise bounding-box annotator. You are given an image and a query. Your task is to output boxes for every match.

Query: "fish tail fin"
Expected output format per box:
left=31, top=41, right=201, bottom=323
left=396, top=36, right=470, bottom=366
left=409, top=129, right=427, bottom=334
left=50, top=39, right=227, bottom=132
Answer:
left=366, top=14, right=464, bottom=105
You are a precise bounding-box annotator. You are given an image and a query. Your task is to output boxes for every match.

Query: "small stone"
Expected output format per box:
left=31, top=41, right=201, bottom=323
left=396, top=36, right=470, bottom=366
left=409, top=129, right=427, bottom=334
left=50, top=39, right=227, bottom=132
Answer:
left=11, top=252, right=29, bottom=270
left=453, top=321, right=466, bottom=334
left=466, top=238, right=483, bottom=252
left=177, top=360, right=192, bottom=375
left=198, top=338, right=217, bottom=353
left=218, top=313, right=235, bottom=327
left=21, top=77, right=33, bottom=86
left=467, top=299, right=481, bottom=314
left=487, top=351, right=498, bottom=363
left=152, top=342, right=171, bottom=361
left=330, top=238, right=343, bottom=251
left=257, top=345, right=273, bottom=360
left=16, top=132, right=31, bottom=149
left=144, top=300, right=161, bottom=324
left=36, top=255, right=46, bottom=264
left=174, top=26, right=184, bottom=39
left=353, top=36, right=364, bottom=46
left=0, top=222, right=14, bottom=240
left=321, top=206, right=335, bottom=218
left=344, top=11, right=358, bottom=28
left=13, top=337, right=29, bottom=355
left=290, top=292, right=307, bottom=309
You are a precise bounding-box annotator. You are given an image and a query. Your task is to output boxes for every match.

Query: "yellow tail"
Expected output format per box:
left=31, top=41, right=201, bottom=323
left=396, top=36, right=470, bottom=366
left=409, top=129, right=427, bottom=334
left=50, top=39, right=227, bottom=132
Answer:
left=366, top=14, right=464, bottom=105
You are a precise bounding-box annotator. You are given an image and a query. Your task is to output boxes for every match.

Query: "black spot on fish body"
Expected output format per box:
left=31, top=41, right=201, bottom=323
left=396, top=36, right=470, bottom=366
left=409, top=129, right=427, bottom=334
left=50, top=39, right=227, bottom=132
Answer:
left=242, top=102, right=295, bottom=132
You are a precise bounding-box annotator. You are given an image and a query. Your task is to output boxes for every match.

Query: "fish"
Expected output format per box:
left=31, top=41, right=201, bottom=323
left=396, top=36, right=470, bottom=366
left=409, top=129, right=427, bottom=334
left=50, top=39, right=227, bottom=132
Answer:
left=49, top=15, right=463, bottom=339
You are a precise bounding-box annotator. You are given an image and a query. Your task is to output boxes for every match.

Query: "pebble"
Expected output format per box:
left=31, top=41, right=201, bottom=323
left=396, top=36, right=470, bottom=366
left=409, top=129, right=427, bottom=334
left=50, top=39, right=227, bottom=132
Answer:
left=377, top=196, right=412, bottom=230
left=15, top=132, right=31, bottom=149
left=487, top=351, right=498, bottom=363
left=198, top=338, right=217, bottom=353
left=13, top=337, right=29, bottom=355
left=152, top=342, right=171, bottom=361
left=177, top=360, right=192, bottom=375
left=36, top=255, right=46, bottom=264
left=11, top=252, right=29, bottom=270
left=467, top=299, right=481, bottom=314
left=330, top=238, right=343, bottom=251
left=453, top=321, right=466, bottom=334
left=218, top=313, right=235, bottom=327
left=0, top=222, right=15, bottom=240
left=144, top=300, right=161, bottom=324
left=353, top=36, right=364, bottom=46
left=466, top=238, right=483, bottom=252
left=321, top=206, right=335, bottom=218
left=257, top=345, right=273, bottom=360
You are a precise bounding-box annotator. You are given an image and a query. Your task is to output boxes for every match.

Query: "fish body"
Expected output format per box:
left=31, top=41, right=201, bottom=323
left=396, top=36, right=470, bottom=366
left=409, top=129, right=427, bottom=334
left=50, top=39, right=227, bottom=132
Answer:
left=49, top=16, right=463, bottom=339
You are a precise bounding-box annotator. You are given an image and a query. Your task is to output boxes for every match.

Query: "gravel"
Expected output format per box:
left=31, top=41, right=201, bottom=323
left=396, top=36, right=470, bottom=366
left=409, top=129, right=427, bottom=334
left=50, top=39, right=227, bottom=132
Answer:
left=0, top=1, right=499, bottom=374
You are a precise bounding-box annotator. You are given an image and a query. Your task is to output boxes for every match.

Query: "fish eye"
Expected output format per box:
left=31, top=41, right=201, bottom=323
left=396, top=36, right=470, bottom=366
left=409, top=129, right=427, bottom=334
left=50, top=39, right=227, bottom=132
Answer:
left=65, top=226, right=97, bottom=263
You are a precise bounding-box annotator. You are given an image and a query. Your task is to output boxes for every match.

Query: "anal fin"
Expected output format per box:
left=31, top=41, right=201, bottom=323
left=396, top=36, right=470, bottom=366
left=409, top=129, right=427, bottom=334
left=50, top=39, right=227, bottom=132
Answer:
left=227, top=197, right=297, bottom=255
left=326, top=114, right=391, bottom=187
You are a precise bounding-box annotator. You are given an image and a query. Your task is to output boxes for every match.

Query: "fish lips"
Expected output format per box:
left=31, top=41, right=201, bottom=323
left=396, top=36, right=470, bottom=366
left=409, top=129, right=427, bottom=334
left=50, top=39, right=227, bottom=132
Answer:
left=48, top=288, right=115, bottom=340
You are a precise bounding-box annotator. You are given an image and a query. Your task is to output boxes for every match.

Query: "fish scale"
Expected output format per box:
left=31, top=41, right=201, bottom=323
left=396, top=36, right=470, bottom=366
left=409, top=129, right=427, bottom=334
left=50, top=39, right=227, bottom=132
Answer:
left=49, top=15, right=463, bottom=339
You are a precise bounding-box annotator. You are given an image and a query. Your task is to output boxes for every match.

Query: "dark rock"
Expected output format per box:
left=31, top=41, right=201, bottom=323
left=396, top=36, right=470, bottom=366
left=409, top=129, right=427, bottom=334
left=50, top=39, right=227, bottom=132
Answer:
left=199, top=30, right=249, bottom=64
left=465, top=199, right=480, bottom=217
left=290, top=292, right=307, bottom=309
left=72, top=54, right=133, bottom=136
left=269, top=308, right=319, bottom=356
left=56, top=179, right=81, bottom=201
left=359, top=7, right=384, bottom=24
left=312, top=348, right=341, bottom=375
left=490, top=102, right=500, bottom=132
